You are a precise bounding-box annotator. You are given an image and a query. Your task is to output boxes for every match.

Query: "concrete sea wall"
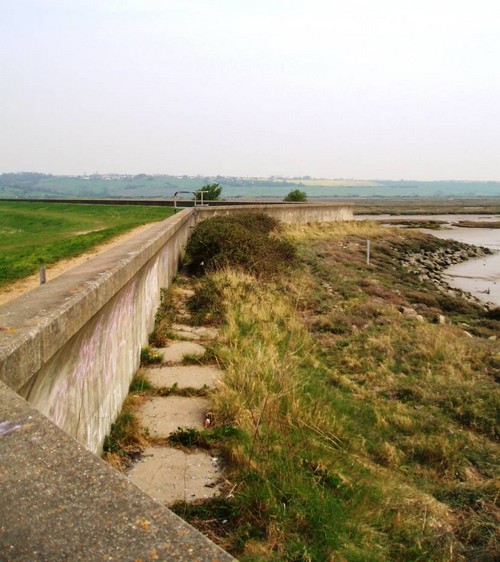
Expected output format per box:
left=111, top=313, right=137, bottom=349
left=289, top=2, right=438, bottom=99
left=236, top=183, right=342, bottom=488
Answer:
left=0, top=202, right=352, bottom=561
left=196, top=202, right=353, bottom=223
left=0, top=202, right=352, bottom=454
left=0, top=209, right=196, bottom=453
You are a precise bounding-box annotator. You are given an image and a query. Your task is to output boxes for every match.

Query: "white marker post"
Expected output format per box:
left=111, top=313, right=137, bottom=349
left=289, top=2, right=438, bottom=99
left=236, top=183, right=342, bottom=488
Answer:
left=366, top=240, right=371, bottom=265
left=194, top=190, right=208, bottom=207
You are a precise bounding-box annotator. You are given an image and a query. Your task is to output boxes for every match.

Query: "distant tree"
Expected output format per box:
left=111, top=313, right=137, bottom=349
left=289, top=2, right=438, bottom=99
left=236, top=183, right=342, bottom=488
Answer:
left=195, top=183, right=222, bottom=201
left=284, top=189, right=307, bottom=202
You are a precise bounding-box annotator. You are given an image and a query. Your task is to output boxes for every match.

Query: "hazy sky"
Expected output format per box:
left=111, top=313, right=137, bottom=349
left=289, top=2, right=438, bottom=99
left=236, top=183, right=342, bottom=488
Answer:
left=1, top=0, right=499, bottom=180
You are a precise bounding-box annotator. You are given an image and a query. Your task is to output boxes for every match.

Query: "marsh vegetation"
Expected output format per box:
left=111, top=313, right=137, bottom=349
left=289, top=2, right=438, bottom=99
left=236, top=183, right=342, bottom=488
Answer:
left=164, top=216, right=499, bottom=561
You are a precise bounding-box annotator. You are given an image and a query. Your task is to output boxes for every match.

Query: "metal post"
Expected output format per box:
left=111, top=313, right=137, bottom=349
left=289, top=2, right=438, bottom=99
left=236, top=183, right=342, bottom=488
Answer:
left=173, top=190, right=192, bottom=212
left=40, top=265, right=46, bottom=285
left=366, top=240, right=371, bottom=265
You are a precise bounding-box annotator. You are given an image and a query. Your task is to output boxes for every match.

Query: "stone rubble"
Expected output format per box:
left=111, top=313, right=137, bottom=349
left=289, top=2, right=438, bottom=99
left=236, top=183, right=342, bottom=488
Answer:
left=399, top=244, right=494, bottom=309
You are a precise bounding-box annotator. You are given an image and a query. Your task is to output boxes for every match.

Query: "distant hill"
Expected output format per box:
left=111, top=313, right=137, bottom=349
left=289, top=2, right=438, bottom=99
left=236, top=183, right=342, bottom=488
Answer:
left=1, top=173, right=499, bottom=199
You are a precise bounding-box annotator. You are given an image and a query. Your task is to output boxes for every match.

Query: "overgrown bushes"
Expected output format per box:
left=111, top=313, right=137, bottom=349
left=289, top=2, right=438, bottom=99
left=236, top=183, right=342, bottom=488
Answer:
left=185, top=213, right=296, bottom=278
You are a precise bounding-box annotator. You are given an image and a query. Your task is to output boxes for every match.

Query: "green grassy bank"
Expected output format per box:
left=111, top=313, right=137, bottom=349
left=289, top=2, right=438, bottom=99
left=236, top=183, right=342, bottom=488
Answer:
left=103, top=215, right=498, bottom=560
left=0, top=201, right=174, bottom=288
left=163, top=219, right=499, bottom=561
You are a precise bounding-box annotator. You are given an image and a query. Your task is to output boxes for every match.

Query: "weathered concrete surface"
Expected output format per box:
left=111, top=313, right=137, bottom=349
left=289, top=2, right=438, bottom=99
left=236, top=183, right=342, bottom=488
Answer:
left=139, top=396, right=209, bottom=436
left=128, top=447, right=223, bottom=505
left=196, top=202, right=354, bottom=224
left=0, top=209, right=195, bottom=453
left=171, top=324, right=219, bottom=341
left=145, top=365, right=222, bottom=389
left=0, top=380, right=233, bottom=561
left=157, top=342, right=206, bottom=364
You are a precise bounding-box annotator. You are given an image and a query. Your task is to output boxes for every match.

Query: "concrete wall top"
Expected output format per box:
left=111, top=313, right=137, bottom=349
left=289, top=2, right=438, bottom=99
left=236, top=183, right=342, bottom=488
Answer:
left=0, top=209, right=193, bottom=392
left=0, top=378, right=234, bottom=561
left=195, top=202, right=354, bottom=223
left=195, top=201, right=353, bottom=212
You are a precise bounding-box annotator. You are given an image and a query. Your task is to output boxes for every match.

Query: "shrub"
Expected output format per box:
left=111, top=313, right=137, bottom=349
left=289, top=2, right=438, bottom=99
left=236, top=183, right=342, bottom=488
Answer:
left=195, top=182, right=222, bottom=201
left=228, top=212, right=280, bottom=234
left=187, top=276, right=226, bottom=325
left=185, top=213, right=296, bottom=278
left=284, top=189, right=307, bottom=202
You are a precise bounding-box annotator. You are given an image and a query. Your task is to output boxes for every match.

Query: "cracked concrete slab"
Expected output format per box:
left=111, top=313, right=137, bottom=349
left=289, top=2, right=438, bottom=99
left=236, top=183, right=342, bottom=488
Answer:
left=127, top=447, right=222, bottom=505
left=169, top=330, right=201, bottom=342
left=144, top=365, right=222, bottom=389
left=156, top=342, right=206, bottom=364
left=171, top=324, right=219, bottom=341
left=139, top=396, right=209, bottom=436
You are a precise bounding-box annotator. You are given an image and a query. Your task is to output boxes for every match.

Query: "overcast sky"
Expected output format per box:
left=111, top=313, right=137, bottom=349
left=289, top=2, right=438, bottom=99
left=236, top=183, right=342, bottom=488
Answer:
left=1, top=0, right=499, bottom=180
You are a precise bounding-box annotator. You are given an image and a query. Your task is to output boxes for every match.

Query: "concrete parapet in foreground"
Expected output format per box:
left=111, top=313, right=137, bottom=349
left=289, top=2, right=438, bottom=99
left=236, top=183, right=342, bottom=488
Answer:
left=0, top=379, right=233, bottom=561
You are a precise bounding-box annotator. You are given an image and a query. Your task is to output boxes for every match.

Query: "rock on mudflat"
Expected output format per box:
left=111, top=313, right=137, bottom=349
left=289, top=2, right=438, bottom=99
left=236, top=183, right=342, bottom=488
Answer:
left=435, top=314, right=448, bottom=325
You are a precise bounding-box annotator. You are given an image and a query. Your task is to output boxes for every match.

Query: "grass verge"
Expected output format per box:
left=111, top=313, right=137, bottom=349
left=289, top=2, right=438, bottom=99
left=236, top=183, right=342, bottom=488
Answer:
left=171, top=221, right=499, bottom=561
left=0, top=201, right=174, bottom=287
left=102, top=372, right=150, bottom=470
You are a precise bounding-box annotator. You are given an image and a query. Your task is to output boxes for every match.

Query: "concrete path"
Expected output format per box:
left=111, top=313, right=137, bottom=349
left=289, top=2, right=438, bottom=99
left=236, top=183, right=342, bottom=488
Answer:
left=170, top=324, right=219, bottom=341
left=138, top=396, right=209, bottom=437
left=144, top=365, right=222, bottom=389
left=156, top=342, right=206, bottom=364
left=128, top=306, right=224, bottom=505
left=127, top=447, right=222, bottom=504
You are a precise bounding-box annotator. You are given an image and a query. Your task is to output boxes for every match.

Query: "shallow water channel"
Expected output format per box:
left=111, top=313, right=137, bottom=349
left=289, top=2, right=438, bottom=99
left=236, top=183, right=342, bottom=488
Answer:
left=357, top=214, right=500, bottom=307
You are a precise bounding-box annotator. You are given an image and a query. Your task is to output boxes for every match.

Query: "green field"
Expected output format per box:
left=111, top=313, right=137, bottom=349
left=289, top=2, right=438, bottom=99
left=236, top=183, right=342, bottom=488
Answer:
left=0, top=202, right=174, bottom=288
left=1, top=172, right=500, bottom=199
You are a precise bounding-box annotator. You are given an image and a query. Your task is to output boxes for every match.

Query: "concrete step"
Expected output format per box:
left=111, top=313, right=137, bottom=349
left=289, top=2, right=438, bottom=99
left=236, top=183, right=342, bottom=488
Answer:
left=127, top=447, right=222, bottom=506
left=155, top=341, right=206, bottom=364
left=171, top=324, right=219, bottom=342
left=139, top=396, right=209, bottom=437
left=144, top=365, right=222, bottom=390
